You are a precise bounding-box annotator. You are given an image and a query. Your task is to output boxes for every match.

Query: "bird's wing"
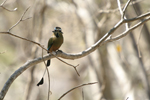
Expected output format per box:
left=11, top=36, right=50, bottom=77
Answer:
left=47, top=38, right=54, bottom=52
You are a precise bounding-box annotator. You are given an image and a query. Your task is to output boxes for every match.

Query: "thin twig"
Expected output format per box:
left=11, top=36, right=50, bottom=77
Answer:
left=0, top=31, right=47, bottom=51
left=42, top=47, right=50, bottom=100
left=104, top=16, right=150, bottom=44
left=122, top=0, right=131, bottom=30
left=0, top=0, right=7, bottom=5
left=117, top=0, right=130, bottom=29
left=0, top=0, right=17, bottom=12
left=122, top=0, right=132, bottom=18
left=58, top=82, right=98, bottom=100
left=8, top=6, right=31, bottom=32
left=117, top=0, right=123, bottom=16
left=52, top=54, right=80, bottom=76
left=124, top=11, right=150, bottom=22
left=1, top=6, right=17, bottom=12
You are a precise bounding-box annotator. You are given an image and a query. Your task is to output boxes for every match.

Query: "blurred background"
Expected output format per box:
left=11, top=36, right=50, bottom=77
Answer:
left=0, top=0, right=150, bottom=100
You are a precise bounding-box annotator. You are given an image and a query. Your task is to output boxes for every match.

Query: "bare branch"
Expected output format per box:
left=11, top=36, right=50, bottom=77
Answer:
left=122, top=0, right=132, bottom=17
left=104, top=16, right=150, bottom=44
left=8, top=6, right=31, bottom=32
left=117, top=0, right=130, bottom=30
left=53, top=55, right=80, bottom=76
left=0, top=0, right=7, bottom=5
left=124, top=11, right=150, bottom=22
left=117, top=0, right=123, bottom=17
left=0, top=0, right=17, bottom=12
left=0, top=55, right=47, bottom=100
left=122, top=0, right=131, bottom=30
left=0, top=31, right=47, bottom=51
left=58, top=82, right=98, bottom=100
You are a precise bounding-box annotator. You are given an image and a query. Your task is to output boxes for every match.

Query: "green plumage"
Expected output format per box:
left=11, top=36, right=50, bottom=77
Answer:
left=47, top=27, right=64, bottom=66
left=37, top=27, right=64, bottom=86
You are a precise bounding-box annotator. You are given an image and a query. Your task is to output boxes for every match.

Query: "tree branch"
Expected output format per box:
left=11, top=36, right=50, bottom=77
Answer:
left=104, top=16, right=150, bottom=44
left=124, top=11, right=150, bottom=22
left=0, top=56, right=47, bottom=100
left=117, top=0, right=130, bottom=32
left=8, top=6, right=31, bottom=32
left=58, top=82, right=98, bottom=100
left=0, top=0, right=17, bottom=12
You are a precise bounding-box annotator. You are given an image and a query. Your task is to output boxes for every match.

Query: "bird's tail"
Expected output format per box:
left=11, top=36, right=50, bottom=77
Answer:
left=37, top=59, right=51, bottom=86
left=47, top=59, right=51, bottom=66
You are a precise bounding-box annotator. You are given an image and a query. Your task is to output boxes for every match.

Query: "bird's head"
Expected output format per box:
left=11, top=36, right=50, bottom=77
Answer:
left=52, top=27, right=63, bottom=38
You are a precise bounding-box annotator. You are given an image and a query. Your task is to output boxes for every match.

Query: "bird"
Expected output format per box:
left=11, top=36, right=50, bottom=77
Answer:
left=46, top=27, right=64, bottom=66
left=37, top=27, right=64, bottom=86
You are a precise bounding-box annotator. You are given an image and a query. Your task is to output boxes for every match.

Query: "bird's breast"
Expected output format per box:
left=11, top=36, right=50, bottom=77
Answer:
left=49, top=36, right=63, bottom=53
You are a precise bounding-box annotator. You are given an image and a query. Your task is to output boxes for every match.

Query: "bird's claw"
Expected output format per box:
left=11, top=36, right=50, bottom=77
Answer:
left=52, top=51, right=56, bottom=55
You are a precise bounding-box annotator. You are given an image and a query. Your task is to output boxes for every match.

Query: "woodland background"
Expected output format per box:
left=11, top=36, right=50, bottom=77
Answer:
left=0, top=0, right=150, bottom=100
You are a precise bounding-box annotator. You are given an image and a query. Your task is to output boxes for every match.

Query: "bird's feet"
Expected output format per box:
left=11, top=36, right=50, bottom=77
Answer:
left=51, top=51, right=56, bottom=55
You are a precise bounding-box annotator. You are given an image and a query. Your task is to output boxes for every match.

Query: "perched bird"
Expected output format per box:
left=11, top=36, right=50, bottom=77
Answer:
left=37, top=27, right=64, bottom=86
left=46, top=27, right=64, bottom=66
